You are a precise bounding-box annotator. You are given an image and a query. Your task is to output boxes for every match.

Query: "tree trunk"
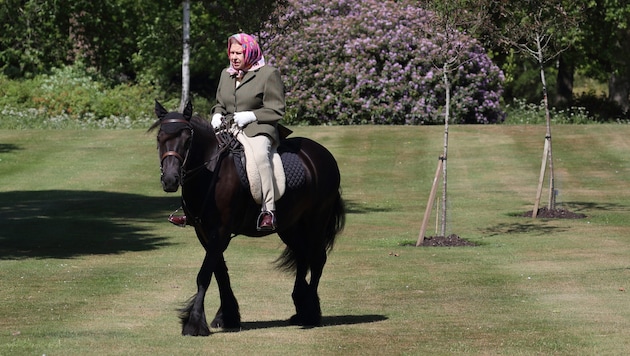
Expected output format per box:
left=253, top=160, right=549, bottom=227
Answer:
left=532, top=34, right=555, bottom=217
left=609, top=29, right=630, bottom=114
left=179, top=0, right=191, bottom=112
left=440, top=63, right=449, bottom=236
left=555, top=54, right=574, bottom=107
left=609, top=71, right=630, bottom=114
left=541, top=64, right=555, bottom=211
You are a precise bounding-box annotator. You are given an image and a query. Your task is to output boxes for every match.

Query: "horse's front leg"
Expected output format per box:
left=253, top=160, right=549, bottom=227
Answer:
left=179, top=251, right=216, bottom=336
left=210, top=254, right=241, bottom=330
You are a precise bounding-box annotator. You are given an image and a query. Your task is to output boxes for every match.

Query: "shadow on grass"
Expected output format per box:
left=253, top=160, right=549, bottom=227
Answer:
left=236, top=314, right=388, bottom=331
left=479, top=222, right=569, bottom=237
left=562, top=201, right=629, bottom=213
left=482, top=200, right=630, bottom=237
left=344, top=199, right=395, bottom=214
left=0, top=143, right=21, bottom=153
left=0, top=190, right=180, bottom=260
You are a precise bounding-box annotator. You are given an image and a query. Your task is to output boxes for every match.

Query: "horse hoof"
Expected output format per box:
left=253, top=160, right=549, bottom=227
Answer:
left=211, top=313, right=241, bottom=329
left=182, top=325, right=211, bottom=336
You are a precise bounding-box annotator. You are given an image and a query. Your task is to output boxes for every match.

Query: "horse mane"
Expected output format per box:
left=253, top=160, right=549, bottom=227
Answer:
left=147, top=114, right=212, bottom=134
left=148, top=119, right=161, bottom=132
left=190, top=115, right=213, bottom=133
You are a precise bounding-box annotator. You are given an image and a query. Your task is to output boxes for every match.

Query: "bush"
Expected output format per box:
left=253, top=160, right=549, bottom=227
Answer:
left=503, top=99, right=593, bottom=125
left=573, top=91, right=630, bottom=123
left=261, top=0, right=505, bottom=125
left=0, top=65, right=163, bottom=129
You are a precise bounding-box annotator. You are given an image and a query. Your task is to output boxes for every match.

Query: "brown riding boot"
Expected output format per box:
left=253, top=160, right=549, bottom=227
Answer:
left=168, top=215, right=187, bottom=227
left=257, top=211, right=276, bottom=231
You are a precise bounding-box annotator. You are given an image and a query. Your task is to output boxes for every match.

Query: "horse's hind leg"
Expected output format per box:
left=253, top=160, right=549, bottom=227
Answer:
left=289, top=247, right=326, bottom=326
left=210, top=254, right=241, bottom=329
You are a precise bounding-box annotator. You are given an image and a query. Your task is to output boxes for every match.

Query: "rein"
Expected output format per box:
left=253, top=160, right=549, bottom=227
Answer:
left=158, top=118, right=241, bottom=226
left=180, top=129, right=238, bottom=184
left=158, top=117, right=239, bottom=185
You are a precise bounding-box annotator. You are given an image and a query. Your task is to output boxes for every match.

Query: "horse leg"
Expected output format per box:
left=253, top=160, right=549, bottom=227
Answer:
left=289, top=246, right=327, bottom=327
left=210, top=254, right=241, bottom=329
left=179, top=251, right=215, bottom=336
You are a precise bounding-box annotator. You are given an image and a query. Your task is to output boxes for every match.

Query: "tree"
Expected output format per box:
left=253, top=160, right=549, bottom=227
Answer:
left=416, top=0, right=494, bottom=244
left=0, top=0, right=280, bottom=98
left=485, top=0, right=582, bottom=217
left=578, top=0, right=630, bottom=113
left=180, top=0, right=191, bottom=111
left=0, top=0, right=71, bottom=77
left=261, top=0, right=504, bottom=125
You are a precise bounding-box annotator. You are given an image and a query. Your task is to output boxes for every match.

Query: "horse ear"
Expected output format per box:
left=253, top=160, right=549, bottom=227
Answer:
left=183, top=101, right=193, bottom=121
left=155, top=100, right=168, bottom=119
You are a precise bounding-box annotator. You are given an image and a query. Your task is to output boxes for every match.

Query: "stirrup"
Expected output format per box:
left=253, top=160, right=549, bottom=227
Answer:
left=256, top=210, right=276, bottom=231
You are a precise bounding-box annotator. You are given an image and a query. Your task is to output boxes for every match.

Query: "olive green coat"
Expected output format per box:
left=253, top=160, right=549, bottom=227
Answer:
left=212, top=65, right=285, bottom=143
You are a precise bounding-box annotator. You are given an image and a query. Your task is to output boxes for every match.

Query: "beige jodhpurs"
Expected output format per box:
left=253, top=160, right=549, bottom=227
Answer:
left=236, top=133, right=276, bottom=212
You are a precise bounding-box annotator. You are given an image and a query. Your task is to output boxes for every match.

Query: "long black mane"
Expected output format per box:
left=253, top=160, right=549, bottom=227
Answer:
left=149, top=113, right=212, bottom=133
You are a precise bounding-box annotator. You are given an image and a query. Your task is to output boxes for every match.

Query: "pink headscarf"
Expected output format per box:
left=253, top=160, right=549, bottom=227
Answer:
left=226, top=33, right=266, bottom=77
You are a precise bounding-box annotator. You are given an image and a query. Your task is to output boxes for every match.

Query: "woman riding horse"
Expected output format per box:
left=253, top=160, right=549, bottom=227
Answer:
left=170, top=33, right=283, bottom=230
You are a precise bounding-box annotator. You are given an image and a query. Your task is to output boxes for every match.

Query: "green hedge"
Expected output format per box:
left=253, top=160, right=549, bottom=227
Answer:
left=0, top=65, right=213, bottom=129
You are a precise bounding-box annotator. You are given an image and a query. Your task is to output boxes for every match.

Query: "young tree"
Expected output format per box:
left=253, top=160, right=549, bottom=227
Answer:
left=487, top=0, right=582, bottom=217
left=416, top=0, right=495, bottom=244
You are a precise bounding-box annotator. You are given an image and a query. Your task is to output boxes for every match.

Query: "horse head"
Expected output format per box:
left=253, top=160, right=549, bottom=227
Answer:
left=152, top=100, right=194, bottom=192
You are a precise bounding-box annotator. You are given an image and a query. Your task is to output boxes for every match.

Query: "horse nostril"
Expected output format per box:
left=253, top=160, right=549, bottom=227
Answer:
left=161, top=172, right=181, bottom=191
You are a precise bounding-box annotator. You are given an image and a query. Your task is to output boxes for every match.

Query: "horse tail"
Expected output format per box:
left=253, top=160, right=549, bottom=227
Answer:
left=275, top=189, right=345, bottom=272
left=324, top=189, right=346, bottom=252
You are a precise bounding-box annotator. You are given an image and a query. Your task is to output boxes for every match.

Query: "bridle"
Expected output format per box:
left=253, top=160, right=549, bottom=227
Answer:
left=158, top=117, right=239, bottom=186
left=159, top=118, right=194, bottom=180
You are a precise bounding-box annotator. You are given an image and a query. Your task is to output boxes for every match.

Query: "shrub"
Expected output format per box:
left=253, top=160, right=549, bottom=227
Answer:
left=503, top=99, right=593, bottom=125
left=0, top=65, right=162, bottom=129
left=261, top=0, right=505, bottom=125
left=573, top=90, right=630, bottom=123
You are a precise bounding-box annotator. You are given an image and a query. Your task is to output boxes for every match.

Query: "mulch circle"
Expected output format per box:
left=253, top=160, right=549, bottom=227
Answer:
left=521, top=207, right=587, bottom=219
left=418, top=234, right=476, bottom=247
left=412, top=208, right=586, bottom=248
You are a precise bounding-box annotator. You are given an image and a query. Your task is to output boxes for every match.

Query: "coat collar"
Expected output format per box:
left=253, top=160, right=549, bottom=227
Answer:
left=233, top=68, right=258, bottom=89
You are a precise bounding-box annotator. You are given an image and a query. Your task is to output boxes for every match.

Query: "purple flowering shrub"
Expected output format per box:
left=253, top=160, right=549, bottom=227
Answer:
left=261, top=0, right=505, bottom=125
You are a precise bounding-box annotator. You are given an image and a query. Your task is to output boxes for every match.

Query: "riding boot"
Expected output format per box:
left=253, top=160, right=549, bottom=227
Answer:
left=257, top=211, right=276, bottom=231
left=168, top=215, right=187, bottom=227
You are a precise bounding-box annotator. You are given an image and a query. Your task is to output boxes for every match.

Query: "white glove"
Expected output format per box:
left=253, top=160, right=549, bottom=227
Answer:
left=211, top=113, right=223, bottom=129
left=234, top=111, right=257, bottom=128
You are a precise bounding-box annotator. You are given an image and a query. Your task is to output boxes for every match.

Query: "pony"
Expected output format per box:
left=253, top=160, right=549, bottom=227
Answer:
left=149, top=100, right=345, bottom=336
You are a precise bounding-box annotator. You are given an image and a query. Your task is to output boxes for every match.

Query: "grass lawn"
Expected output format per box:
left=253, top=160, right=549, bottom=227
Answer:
left=1, top=125, right=629, bottom=355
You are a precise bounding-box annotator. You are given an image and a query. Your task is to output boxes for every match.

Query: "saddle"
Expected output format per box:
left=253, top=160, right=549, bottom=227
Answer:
left=218, top=131, right=306, bottom=204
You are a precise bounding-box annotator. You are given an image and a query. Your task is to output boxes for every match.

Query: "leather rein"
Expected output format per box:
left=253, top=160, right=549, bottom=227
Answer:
left=158, top=117, right=239, bottom=228
left=159, top=117, right=237, bottom=186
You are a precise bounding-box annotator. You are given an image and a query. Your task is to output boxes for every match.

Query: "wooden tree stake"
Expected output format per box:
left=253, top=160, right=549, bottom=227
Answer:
left=532, top=137, right=550, bottom=218
left=417, top=157, right=444, bottom=246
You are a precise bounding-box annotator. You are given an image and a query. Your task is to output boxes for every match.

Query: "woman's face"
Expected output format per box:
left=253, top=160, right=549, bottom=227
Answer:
left=229, top=43, right=246, bottom=71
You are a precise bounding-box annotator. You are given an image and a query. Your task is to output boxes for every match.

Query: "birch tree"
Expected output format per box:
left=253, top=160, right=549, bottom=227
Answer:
left=179, top=0, right=191, bottom=111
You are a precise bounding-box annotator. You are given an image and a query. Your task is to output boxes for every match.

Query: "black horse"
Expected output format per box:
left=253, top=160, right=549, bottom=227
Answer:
left=150, top=101, right=345, bottom=336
